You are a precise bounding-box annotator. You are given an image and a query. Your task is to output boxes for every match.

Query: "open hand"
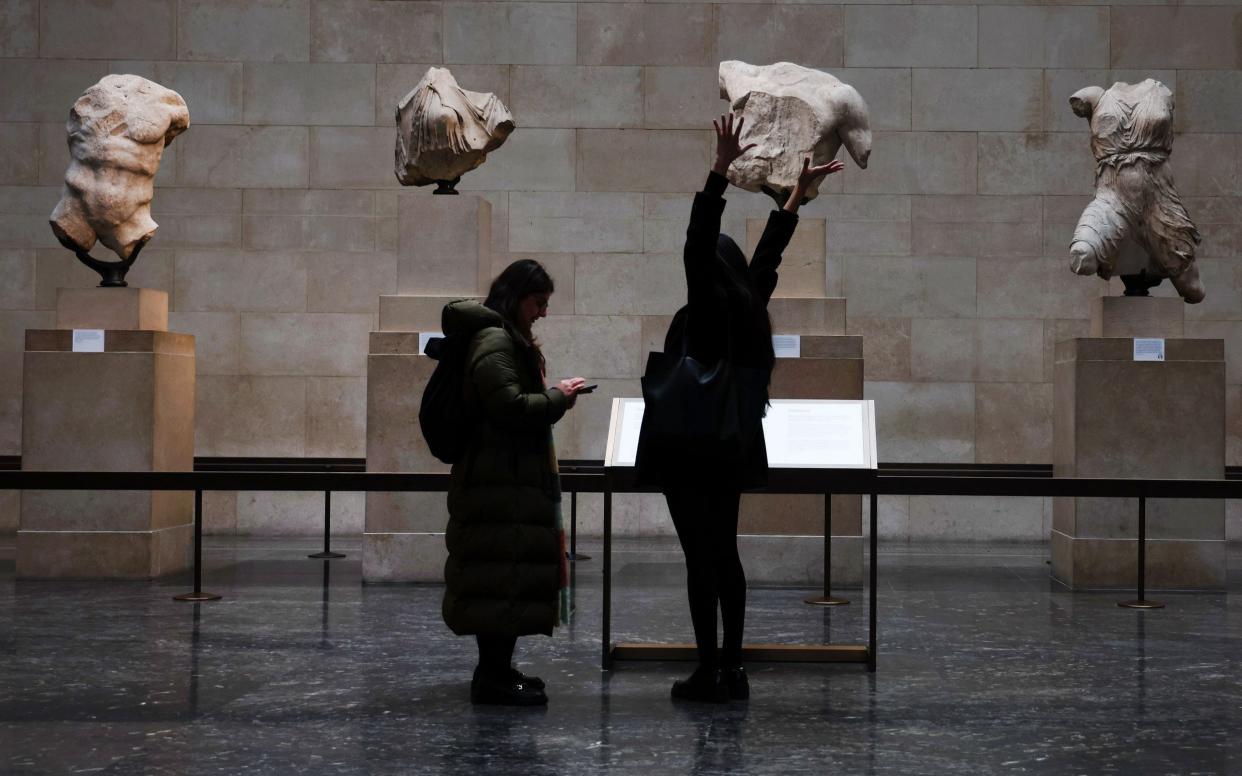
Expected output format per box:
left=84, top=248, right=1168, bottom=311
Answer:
left=712, top=114, right=756, bottom=175
left=784, top=157, right=846, bottom=213
left=796, top=157, right=845, bottom=190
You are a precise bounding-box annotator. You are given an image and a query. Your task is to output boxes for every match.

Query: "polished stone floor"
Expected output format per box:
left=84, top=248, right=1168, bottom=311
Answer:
left=0, top=537, right=1238, bottom=775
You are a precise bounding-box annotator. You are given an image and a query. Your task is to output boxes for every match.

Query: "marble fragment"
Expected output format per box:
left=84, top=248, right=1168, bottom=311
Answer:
left=1068, top=79, right=1204, bottom=303
left=394, top=67, right=515, bottom=191
left=718, top=60, right=872, bottom=205
left=49, top=74, right=189, bottom=261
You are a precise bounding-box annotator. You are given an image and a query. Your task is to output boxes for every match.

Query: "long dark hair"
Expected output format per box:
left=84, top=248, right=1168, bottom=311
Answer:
left=715, top=234, right=775, bottom=375
left=484, top=259, right=555, bottom=362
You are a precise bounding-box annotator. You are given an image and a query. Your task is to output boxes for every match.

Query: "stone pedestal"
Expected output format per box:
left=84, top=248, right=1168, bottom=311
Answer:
left=18, top=288, right=195, bottom=578
left=378, top=294, right=456, bottom=334
left=1052, top=337, right=1226, bottom=590
left=365, top=193, right=492, bottom=582
left=55, top=287, right=169, bottom=332
left=769, top=296, right=847, bottom=336
left=364, top=331, right=449, bottom=582
left=397, top=194, right=491, bottom=296
left=1090, top=296, right=1184, bottom=338
left=740, top=298, right=864, bottom=588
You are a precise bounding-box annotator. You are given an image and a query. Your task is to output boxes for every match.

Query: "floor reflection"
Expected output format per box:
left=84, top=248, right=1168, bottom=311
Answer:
left=0, top=537, right=1235, bottom=775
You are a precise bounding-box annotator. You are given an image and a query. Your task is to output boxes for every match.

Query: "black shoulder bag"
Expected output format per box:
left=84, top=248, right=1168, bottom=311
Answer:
left=638, top=310, right=767, bottom=464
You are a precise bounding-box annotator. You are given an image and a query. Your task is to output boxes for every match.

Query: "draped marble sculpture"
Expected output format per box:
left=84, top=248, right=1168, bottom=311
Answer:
left=1069, top=79, right=1204, bottom=303
left=49, top=74, right=189, bottom=286
left=394, top=67, right=515, bottom=194
left=718, top=61, right=871, bottom=206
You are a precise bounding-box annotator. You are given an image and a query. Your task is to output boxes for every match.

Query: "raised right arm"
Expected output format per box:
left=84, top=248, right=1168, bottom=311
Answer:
left=683, top=171, right=728, bottom=311
left=684, top=115, right=756, bottom=309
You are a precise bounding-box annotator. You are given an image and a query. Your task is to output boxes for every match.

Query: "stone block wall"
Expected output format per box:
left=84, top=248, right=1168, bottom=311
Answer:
left=1, top=1, right=1240, bottom=541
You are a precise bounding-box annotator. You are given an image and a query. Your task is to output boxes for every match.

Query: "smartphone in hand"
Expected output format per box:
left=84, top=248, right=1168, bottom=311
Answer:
left=578, top=384, right=599, bottom=394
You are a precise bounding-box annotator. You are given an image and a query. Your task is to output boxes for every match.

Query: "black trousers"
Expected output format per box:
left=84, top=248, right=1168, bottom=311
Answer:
left=663, top=486, right=746, bottom=669
left=476, top=635, right=516, bottom=678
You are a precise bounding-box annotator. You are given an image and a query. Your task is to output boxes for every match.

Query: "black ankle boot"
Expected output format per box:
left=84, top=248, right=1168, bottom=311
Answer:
left=471, top=667, right=547, bottom=706
left=671, top=666, right=727, bottom=703
left=508, top=666, right=545, bottom=691
left=723, top=666, right=749, bottom=700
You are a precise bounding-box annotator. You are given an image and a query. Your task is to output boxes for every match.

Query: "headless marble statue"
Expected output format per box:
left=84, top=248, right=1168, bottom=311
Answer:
left=718, top=61, right=871, bottom=206
left=394, top=67, right=515, bottom=193
left=49, top=74, right=189, bottom=286
left=1069, top=79, right=1203, bottom=303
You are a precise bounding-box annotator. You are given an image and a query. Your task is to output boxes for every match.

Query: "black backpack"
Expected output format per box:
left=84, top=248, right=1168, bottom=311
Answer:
left=419, top=334, right=474, bottom=464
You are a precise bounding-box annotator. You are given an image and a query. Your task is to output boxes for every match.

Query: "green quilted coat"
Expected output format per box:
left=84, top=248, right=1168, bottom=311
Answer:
left=441, top=301, right=568, bottom=637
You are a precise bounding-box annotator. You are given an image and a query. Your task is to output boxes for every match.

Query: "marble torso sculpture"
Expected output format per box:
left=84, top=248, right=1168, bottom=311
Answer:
left=49, top=74, right=189, bottom=286
left=394, top=67, right=515, bottom=194
left=1069, top=79, right=1203, bottom=303
left=718, top=61, right=871, bottom=205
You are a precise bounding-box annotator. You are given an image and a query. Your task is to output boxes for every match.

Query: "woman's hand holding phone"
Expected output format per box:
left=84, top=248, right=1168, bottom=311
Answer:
left=558, top=377, right=590, bottom=407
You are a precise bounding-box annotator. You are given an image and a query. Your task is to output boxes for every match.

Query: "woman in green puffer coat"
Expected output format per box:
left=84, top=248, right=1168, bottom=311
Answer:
left=441, top=259, right=588, bottom=707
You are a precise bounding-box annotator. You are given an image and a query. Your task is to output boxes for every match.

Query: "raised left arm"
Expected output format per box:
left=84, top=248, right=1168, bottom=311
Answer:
left=750, top=157, right=846, bottom=303
left=749, top=209, right=798, bottom=306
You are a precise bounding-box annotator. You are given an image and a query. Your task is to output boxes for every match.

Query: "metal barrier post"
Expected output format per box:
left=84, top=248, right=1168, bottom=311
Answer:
left=602, top=476, right=612, bottom=670
left=567, top=489, right=591, bottom=562
left=174, top=489, right=222, bottom=602
left=868, top=491, right=878, bottom=672
left=806, top=492, right=849, bottom=606
left=1119, top=495, right=1163, bottom=610
left=308, top=490, right=345, bottom=559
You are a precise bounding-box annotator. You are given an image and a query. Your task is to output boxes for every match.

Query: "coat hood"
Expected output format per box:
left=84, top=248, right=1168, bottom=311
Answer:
left=442, top=299, right=503, bottom=337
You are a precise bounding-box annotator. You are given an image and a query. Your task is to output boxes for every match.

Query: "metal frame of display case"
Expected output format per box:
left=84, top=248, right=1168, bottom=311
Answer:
left=599, top=465, right=882, bottom=671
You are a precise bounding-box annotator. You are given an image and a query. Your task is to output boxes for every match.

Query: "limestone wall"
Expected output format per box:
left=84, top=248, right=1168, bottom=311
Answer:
left=1, top=1, right=1240, bottom=540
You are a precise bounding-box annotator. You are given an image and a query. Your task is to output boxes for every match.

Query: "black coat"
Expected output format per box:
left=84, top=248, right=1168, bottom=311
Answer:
left=635, top=172, right=798, bottom=489
left=440, top=301, right=568, bottom=637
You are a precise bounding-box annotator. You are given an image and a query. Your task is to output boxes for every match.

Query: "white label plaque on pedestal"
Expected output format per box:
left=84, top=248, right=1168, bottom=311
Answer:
left=1133, top=338, right=1165, bottom=362
left=772, top=335, right=801, bottom=359
left=418, top=331, right=443, bottom=355
left=604, top=398, right=877, bottom=469
left=72, top=329, right=104, bottom=352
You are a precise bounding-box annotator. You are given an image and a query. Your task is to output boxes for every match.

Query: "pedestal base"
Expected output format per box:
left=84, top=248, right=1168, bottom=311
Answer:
left=364, top=331, right=449, bottom=583
left=17, top=523, right=191, bottom=578
left=55, top=287, right=169, bottom=331
left=19, top=326, right=195, bottom=579
left=362, top=531, right=448, bottom=583
left=1051, top=531, right=1226, bottom=590
left=1090, top=296, right=1184, bottom=338
left=740, top=332, right=863, bottom=587
left=1052, top=337, right=1225, bottom=590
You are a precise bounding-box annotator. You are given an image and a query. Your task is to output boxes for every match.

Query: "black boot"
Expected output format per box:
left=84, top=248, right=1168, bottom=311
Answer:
left=471, top=667, right=548, bottom=707
left=671, top=666, right=727, bottom=703
left=723, top=666, right=749, bottom=701
left=508, top=666, right=545, bottom=691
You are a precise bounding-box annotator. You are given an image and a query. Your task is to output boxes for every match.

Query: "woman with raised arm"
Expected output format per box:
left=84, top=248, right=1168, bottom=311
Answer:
left=635, top=114, right=843, bottom=703
left=441, top=259, right=588, bottom=706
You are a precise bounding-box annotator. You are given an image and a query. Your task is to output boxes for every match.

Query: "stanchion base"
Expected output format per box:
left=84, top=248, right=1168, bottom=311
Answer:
left=566, top=552, right=592, bottom=562
left=1118, top=599, right=1165, bottom=609
left=308, top=551, right=346, bottom=559
left=805, top=595, right=851, bottom=606
left=173, top=592, right=222, bottom=602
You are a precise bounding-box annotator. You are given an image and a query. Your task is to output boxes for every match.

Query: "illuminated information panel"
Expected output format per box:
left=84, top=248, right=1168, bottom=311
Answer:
left=604, top=398, right=877, bottom=470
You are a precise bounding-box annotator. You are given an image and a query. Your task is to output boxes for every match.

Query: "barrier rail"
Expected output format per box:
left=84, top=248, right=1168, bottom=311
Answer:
left=3, top=468, right=1237, bottom=674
